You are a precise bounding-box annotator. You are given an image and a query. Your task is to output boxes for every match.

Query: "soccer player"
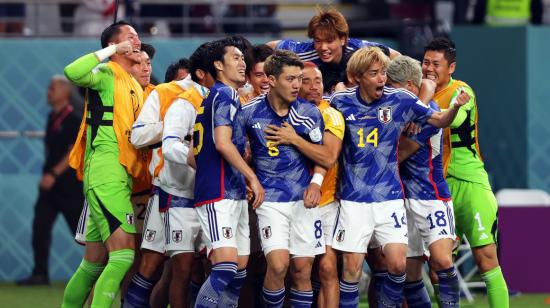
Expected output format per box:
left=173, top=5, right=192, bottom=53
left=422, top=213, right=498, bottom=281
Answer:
left=164, top=58, right=190, bottom=82
left=62, top=21, right=149, bottom=308
left=193, top=37, right=264, bottom=308
left=329, top=47, right=466, bottom=308
left=268, top=8, right=400, bottom=93
left=242, top=44, right=274, bottom=102
left=234, top=50, right=326, bottom=308
left=264, top=61, right=344, bottom=307
left=123, top=42, right=214, bottom=308
left=239, top=43, right=274, bottom=308
left=422, top=37, right=509, bottom=308
left=387, top=55, right=461, bottom=308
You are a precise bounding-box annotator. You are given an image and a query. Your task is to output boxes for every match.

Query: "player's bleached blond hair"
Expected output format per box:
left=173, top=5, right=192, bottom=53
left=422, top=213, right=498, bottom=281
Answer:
left=346, top=47, right=389, bottom=80
left=387, top=55, right=422, bottom=89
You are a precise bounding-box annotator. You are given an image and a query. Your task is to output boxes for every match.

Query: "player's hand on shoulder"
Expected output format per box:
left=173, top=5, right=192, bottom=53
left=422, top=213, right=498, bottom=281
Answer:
left=303, top=183, right=321, bottom=209
left=403, top=122, right=421, bottom=136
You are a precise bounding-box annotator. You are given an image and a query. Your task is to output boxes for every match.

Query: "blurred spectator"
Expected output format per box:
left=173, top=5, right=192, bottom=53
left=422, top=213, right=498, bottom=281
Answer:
left=73, top=0, right=123, bottom=36
left=16, top=75, right=84, bottom=286
left=164, top=58, right=190, bottom=83
left=223, top=4, right=280, bottom=34
left=0, top=3, right=25, bottom=34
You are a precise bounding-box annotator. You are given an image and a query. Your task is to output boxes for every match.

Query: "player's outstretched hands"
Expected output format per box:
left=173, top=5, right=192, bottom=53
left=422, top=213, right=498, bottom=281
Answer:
left=248, top=177, right=265, bottom=209
left=452, top=88, right=470, bottom=108
left=303, top=183, right=321, bottom=208
left=264, top=122, right=298, bottom=147
left=114, top=40, right=134, bottom=55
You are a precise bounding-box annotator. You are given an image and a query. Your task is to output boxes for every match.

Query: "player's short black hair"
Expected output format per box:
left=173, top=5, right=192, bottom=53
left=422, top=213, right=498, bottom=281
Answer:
left=245, top=44, right=274, bottom=76
left=189, top=42, right=212, bottom=83
left=164, top=58, right=190, bottom=82
left=228, top=35, right=253, bottom=59
left=424, top=37, right=456, bottom=64
left=141, top=43, right=155, bottom=60
left=207, top=37, right=241, bottom=80
left=100, top=20, right=132, bottom=48
left=264, top=50, right=304, bottom=79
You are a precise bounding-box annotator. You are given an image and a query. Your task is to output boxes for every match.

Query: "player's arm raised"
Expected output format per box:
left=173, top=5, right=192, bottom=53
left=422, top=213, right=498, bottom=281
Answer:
left=427, top=90, right=470, bottom=128
left=64, top=40, right=132, bottom=87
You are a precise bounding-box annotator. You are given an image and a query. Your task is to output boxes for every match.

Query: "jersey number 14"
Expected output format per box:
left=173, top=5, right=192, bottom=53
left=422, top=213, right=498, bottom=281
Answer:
left=357, top=127, right=378, bottom=148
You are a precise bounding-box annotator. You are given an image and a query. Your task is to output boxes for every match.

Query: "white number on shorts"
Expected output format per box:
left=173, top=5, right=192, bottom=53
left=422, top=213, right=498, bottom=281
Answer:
left=474, top=212, right=485, bottom=231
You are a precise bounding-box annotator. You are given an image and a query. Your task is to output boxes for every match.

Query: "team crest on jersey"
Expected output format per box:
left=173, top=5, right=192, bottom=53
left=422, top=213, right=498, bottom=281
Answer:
left=126, top=213, right=134, bottom=225
left=377, top=107, right=392, bottom=124
left=144, top=229, right=156, bottom=242
left=262, top=226, right=272, bottom=239
left=336, top=229, right=345, bottom=242
left=309, top=127, right=322, bottom=143
left=222, top=227, right=233, bottom=239
left=172, top=230, right=183, bottom=243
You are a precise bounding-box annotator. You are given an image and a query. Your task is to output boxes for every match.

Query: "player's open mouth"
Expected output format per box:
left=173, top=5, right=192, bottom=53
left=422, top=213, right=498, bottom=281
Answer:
left=260, top=84, right=270, bottom=91
left=425, top=74, right=436, bottom=81
left=375, top=86, right=384, bottom=96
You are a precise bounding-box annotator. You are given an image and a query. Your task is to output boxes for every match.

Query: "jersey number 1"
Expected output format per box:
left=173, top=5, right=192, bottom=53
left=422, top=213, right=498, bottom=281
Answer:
left=357, top=128, right=378, bottom=148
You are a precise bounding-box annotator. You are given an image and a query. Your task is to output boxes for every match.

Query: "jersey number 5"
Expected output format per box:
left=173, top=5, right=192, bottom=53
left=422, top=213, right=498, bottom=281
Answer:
left=193, top=106, right=205, bottom=155
left=357, top=127, right=378, bottom=148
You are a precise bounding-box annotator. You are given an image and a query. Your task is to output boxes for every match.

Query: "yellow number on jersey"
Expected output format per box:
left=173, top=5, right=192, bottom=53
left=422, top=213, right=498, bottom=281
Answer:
left=193, top=106, right=205, bottom=155
left=357, top=127, right=378, bottom=148
left=266, top=141, right=279, bottom=157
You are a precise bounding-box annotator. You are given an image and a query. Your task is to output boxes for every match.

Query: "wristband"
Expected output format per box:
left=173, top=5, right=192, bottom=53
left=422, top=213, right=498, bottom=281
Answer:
left=310, top=173, right=324, bottom=186
left=94, top=45, right=117, bottom=62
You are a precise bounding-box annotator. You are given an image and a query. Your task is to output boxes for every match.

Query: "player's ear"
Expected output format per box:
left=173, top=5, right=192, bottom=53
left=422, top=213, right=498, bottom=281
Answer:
left=268, top=74, right=276, bottom=87
left=213, top=60, right=224, bottom=72
left=339, top=36, right=346, bottom=47
left=448, top=62, right=456, bottom=75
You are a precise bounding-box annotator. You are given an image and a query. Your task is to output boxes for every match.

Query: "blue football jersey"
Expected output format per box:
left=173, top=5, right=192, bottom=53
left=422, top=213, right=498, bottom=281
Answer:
left=276, top=38, right=390, bottom=65
left=330, top=86, right=434, bottom=203
left=400, top=101, right=451, bottom=201
left=194, top=81, right=246, bottom=206
left=235, top=95, right=324, bottom=202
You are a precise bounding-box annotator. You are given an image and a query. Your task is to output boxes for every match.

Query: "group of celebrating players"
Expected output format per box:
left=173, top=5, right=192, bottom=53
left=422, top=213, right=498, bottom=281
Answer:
left=59, top=7, right=509, bottom=308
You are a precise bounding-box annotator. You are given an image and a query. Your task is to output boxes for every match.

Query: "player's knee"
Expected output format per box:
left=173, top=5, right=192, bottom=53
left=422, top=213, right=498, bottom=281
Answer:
left=319, top=258, right=337, bottom=282
left=267, top=261, right=289, bottom=280
left=386, top=258, right=406, bottom=274
left=472, top=244, right=499, bottom=272
left=429, top=255, right=453, bottom=271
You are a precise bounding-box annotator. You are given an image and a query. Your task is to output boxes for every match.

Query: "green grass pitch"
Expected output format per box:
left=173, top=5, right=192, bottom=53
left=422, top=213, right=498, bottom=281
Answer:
left=1, top=282, right=549, bottom=307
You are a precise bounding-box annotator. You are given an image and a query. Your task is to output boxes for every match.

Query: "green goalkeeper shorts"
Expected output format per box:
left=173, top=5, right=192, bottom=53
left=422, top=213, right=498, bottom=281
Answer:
left=447, top=176, right=498, bottom=248
left=85, top=181, right=136, bottom=242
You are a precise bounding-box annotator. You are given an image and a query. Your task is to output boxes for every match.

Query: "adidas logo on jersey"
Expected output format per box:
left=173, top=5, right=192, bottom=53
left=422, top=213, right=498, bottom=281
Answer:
left=479, top=233, right=489, bottom=240
left=315, top=241, right=323, bottom=248
left=439, top=229, right=448, bottom=236
left=252, top=122, right=262, bottom=129
left=346, top=114, right=356, bottom=121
